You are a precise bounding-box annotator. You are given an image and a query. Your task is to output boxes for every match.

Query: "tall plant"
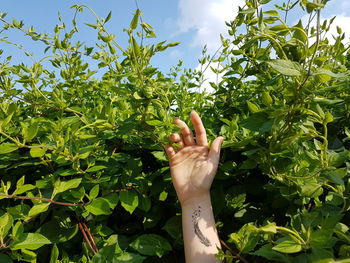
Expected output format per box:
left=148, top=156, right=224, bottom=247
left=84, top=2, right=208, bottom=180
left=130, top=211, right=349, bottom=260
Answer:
left=0, top=0, right=349, bottom=262
left=197, top=0, right=350, bottom=262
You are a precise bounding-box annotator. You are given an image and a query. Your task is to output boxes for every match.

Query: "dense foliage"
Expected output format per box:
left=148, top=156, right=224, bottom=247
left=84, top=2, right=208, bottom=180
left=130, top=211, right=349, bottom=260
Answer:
left=0, top=0, right=349, bottom=262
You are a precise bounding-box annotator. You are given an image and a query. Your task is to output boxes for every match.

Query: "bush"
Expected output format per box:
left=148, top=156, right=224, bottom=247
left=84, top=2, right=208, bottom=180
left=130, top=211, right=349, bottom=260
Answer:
left=0, top=1, right=349, bottom=262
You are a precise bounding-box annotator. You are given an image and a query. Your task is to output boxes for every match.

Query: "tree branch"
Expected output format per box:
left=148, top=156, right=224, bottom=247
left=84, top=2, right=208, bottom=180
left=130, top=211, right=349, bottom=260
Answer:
left=78, top=221, right=97, bottom=254
left=0, top=186, right=137, bottom=207
left=220, top=239, right=250, bottom=263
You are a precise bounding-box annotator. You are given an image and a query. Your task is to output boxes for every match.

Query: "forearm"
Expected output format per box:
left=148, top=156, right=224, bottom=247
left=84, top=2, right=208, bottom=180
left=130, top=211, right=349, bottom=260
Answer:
left=181, top=194, right=222, bottom=263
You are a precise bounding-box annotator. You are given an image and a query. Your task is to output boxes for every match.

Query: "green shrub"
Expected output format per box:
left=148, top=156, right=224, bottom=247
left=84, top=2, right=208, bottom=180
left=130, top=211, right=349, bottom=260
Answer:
left=0, top=0, right=349, bottom=262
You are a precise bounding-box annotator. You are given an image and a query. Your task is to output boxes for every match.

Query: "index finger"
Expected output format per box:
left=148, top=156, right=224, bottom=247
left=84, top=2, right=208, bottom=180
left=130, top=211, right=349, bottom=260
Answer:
left=174, top=118, right=195, bottom=146
left=190, top=110, right=208, bottom=146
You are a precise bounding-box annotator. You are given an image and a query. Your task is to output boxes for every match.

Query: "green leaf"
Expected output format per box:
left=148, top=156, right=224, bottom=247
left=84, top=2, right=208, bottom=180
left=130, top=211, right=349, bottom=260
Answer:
left=10, top=233, right=51, bottom=250
left=225, top=186, right=246, bottom=209
left=145, top=120, right=163, bottom=126
left=120, top=190, right=138, bottom=214
left=269, top=25, right=289, bottom=32
left=86, top=165, right=107, bottom=172
left=165, top=41, right=180, bottom=47
left=229, top=223, right=260, bottom=253
left=15, top=184, right=36, bottom=195
left=272, top=237, right=302, bottom=254
left=0, top=112, right=14, bottom=129
left=30, top=147, right=47, bottom=158
left=162, top=216, right=182, bottom=240
left=104, top=193, right=119, bottom=210
left=130, top=9, right=140, bottom=30
left=313, top=96, right=343, bottom=105
left=261, top=91, right=273, bottom=106
left=268, top=59, right=303, bottom=76
left=22, top=124, right=38, bottom=142
left=130, top=234, right=172, bottom=257
left=328, top=151, right=350, bottom=167
left=309, top=230, right=336, bottom=249
left=252, top=244, right=292, bottom=262
left=89, top=184, right=99, bottom=200
left=113, top=252, right=145, bottom=263
left=315, top=104, right=325, bottom=118
left=16, top=176, right=25, bottom=188
left=78, top=145, right=94, bottom=159
left=159, top=191, right=168, bottom=201
left=305, top=2, right=324, bottom=13
left=339, top=245, right=350, bottom=257
left=292, top=20, right=308, bottom=44
left=133, top=92, right=143, bottom=100
left=239, top=8, right=256, bottom=14
left=259, top=222, right=277, bottom=234
left=54, top=178, right=82, bottom=195
left=299, top=182, right=323, bottom=198
left=92, top=243, right=123, bottom=262
left=0, top=254, right=13, bottom=263
left=49, top=244, right=59, bottom=263
left=0, top=213, right=13, bottom=239
left=324, top=112, right=333, bottom=123
left=264, top=10, right=279, bottom=16
left=131, top=36, right=140, bottom=57
left=246, top=101, right=260, bottom=113
left=21, top=248, right=36, bottom=261
left=138, top=194, right=151, bottom=212
left=28, top=203, right=50, bottom=217
left=308, top=248, right=334, bottom=263
left=86, top=198, right=112, bottom=215
left=85, top=23, right=98, bottom=29
left=36, top=220, right=78, bottom=243
left=12, top=221, right=24, bottom=238
left=241, top=113, right=274, bottom=133
left=323, top=168, right=346, bottom=185
left=151, top=151, right=167, bottom=161
left=105, top=11, right=112, bottom=23
left=53, top=168, right=76, bottom=176
left=0, top=143, right=19, bottom=154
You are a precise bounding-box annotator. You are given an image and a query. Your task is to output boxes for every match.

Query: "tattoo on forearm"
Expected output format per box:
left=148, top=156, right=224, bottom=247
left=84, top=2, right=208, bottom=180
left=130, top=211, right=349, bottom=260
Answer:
left=192, top=206, right=212, bottom=247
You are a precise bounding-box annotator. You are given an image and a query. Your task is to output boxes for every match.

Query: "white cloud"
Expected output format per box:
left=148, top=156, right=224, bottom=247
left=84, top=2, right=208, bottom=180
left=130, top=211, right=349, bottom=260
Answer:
left=177, top=0, right=244, bottom=53
left=169, top=49, right=184, bottom=60
left=340, top=0, right=350, bottom=9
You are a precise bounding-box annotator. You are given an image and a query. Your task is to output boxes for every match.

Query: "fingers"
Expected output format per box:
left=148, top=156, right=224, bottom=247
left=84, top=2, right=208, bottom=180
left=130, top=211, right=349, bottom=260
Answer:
left=174, top=118, right=195, bottom=146
left=190, top=110, right=208, bottom=146
left=170, top=133, right=184, bottom=148
left=164, top=144, right=176, bottom=159
left=208, top=136, right=224, bottom=166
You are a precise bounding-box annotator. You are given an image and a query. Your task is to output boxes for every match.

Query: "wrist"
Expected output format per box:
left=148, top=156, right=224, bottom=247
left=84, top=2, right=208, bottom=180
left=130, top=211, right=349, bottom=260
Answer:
left=180, top=192, right=212, bottom=208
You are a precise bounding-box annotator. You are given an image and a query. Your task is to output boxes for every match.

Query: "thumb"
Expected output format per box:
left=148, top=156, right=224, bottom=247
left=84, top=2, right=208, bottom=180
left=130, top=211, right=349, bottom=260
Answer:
left=208, top=136, right=224, bottom=166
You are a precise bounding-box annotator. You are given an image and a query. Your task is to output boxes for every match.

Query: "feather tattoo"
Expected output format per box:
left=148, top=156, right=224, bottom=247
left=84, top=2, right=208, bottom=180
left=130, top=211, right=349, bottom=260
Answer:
left=192, top=206, right=212, bottom=247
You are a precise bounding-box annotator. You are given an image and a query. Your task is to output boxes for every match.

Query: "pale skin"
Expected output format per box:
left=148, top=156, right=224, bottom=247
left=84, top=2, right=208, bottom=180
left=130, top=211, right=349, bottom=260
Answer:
left=165, top=110, right=224, bottom=263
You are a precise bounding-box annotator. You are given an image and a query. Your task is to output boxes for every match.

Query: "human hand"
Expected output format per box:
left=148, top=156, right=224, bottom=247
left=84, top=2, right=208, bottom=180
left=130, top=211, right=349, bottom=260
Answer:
left=165, top=110, right=224, bottom=206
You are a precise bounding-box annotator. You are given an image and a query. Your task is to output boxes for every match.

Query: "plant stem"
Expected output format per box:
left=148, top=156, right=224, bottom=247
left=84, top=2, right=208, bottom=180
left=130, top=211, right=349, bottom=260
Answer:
left=0, top=194, right=85, bottom=206
left=322, top=122, right=328, bottom=167
left=0, top=186, right=137, bottom=207
left=0, top=130, right=23, bottom=146
left=276, top=226, right=306, bottom=246
left=219, top=239, right=250, bottom=263
left=78, top=222, right=97, bottom=254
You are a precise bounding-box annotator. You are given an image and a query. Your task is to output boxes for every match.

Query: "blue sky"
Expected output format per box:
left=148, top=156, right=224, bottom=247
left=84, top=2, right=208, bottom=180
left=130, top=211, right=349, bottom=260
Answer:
left=1, top=0, right=350, bottom=78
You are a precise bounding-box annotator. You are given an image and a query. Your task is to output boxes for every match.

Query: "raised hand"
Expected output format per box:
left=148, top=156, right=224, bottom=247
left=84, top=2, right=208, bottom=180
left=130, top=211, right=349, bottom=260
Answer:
left=164, top=110, right=224, bottom=205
